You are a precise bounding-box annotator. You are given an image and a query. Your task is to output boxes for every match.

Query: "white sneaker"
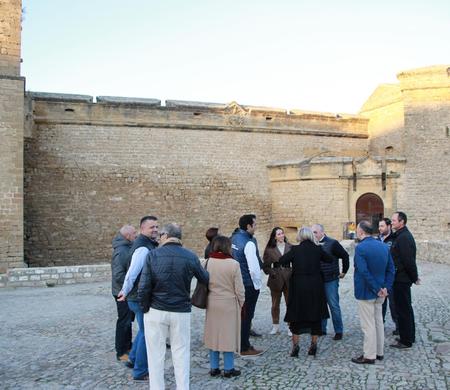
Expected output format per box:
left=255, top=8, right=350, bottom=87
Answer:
left=287, top=329, right=292, bottom=337
left=269, top=325, right=280, bottom=335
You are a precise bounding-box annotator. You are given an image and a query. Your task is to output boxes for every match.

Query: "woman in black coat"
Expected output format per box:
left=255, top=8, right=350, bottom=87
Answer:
left=279, top=227, right=333, bottom=357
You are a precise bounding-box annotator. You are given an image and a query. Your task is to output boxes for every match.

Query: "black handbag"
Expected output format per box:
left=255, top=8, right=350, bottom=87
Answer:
left=191, top=260, right=209, bottom=309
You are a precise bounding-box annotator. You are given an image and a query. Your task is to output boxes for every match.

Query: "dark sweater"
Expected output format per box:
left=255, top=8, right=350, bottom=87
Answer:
left=319, top=236, right=350, bottom=282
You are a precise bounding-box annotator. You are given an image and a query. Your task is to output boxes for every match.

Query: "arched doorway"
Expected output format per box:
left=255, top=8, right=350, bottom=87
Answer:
left=356, top=193, right=384, bottom=232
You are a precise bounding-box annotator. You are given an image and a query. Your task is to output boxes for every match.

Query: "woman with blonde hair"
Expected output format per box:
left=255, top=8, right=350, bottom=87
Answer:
left=279, top=227, right=333, bottom=357
left=203, top=235, right=245, bottom=378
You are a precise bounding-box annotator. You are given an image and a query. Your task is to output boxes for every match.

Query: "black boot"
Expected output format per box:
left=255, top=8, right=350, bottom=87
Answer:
left=308, top=342, right=317, bottom=356
left=290, top=344, right=300, bottom=357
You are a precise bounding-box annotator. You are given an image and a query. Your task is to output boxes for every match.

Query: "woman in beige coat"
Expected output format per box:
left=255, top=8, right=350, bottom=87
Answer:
left=203, top=235, right=245, bottom=378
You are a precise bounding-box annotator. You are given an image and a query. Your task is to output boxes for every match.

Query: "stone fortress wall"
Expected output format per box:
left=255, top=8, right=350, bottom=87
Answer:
left=0, top=0, right=449, bottom=274
left=24, top=95, right=368, bottom=266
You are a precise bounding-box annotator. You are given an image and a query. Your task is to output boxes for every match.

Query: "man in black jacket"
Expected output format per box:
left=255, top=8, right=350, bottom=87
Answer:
left=312, top=224, right=350, bottom=340
left=138, top=223, right=209, bottom=390
left=111, top=225, right=137, bottom=361
left=377, top=218, right=399, bottom=334
left=390, top=211, right=420, bottom=349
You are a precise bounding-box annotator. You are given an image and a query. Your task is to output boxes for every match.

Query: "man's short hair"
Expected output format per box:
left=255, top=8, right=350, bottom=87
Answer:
left=140, top=215, right=158, bottom=227
left=394, top=211, right=407, bottom=225
left=312, top=224, right=325, bottom=233
left=119, top=224, right=134, bottom=236
left=380, top=217, right=391, bottom=226
left=239, top=214, right=256, bottom=231
left=205, top=227, right=219, bottom=242
left=358, top=220, right=373, bottom=235
left=160, top=223, right=182, bottom=239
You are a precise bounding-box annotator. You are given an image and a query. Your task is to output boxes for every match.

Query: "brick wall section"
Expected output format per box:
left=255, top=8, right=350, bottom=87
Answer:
left=0, top=263, right=111, bottom=288
left=24, top=99, right=368, bottom=266
left=0, top=77, right=25, bottom=272
left=396, top=66, right=450, bottom=262
left=0, top=0, right=21, bottom=76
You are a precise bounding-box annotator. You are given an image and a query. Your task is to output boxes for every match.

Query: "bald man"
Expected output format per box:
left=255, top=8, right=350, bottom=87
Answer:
left=111, top=224, right=137, bottom=361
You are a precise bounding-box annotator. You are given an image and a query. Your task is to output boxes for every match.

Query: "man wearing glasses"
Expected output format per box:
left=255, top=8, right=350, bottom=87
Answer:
left=138, top=223, right=209, bottom=390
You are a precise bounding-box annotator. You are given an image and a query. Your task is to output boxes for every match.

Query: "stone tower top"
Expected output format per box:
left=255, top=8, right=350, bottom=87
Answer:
left=397, top=65, right=450, bottom=90
left=0, top=0, right=22, bottom=76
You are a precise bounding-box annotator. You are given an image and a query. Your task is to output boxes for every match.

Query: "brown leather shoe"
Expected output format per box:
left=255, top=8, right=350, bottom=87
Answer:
left=351, top=355, right=375, bottom=364
left=390, top=341, right=412, bottom=349
left=240, top=346, right=264, bottom=357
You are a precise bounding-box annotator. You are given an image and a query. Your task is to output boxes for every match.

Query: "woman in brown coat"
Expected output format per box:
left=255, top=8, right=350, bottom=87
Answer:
left=203, top=236, right=245, bottom=378
left=263, top=227, right=292, bottom=335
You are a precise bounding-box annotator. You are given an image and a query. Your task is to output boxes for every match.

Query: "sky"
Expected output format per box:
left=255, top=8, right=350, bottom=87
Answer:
left=21, top=0, right=450, bottom=114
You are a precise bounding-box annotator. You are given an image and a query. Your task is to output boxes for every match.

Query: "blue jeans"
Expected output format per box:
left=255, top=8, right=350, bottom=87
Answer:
left=321, top=279, right=343, bottom=334
left=209, top=350, right=234, bottom=370
left=127, top=300, right=148, bottom=379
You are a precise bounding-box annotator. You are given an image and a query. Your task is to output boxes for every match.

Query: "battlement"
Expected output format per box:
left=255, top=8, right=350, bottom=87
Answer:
left=28, top=92, right=369, bottom=138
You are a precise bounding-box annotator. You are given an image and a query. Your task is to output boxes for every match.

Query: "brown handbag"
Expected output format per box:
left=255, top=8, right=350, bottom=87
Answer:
left=191, top=260, right=209, bottom=309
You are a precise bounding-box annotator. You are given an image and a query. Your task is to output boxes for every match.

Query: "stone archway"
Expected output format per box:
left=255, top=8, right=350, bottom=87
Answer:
left=356, top=193, right=384, bottom=232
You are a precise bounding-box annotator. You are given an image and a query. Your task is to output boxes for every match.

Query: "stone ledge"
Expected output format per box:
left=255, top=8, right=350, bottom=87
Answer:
left=96, top=96, right=161, bottom=106
left=1, top=263, right=111, bottom=288
left=29, top=92, right=93, bottom=103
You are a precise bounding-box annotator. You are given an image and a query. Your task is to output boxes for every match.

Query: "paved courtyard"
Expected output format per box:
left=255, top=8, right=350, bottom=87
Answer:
left=1, top=260, right=449, bottom=389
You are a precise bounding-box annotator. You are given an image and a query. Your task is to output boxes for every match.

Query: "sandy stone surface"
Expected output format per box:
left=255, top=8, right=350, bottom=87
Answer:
left=0, top=261, right=449, bottom=389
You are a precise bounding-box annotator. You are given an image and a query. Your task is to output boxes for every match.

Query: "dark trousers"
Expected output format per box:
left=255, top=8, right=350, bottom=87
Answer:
left=382, top=289, right=399, bottom=329
left=114, top=295, right=134, bottom=356
left=241, top=285, right=260, bottom=351
left=393, top=282, right=416, bottom=346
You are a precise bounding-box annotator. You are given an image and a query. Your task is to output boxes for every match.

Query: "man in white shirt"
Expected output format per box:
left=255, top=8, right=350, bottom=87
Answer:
left=231, top=214, right=263, bottom=357
left=117, top=216, right=159, bottom=381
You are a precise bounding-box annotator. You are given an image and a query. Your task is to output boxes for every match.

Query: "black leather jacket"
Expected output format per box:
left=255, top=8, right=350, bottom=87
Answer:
left=391, top=226, right=418, bottom=284
left=137, top=240, right=209, bottom=313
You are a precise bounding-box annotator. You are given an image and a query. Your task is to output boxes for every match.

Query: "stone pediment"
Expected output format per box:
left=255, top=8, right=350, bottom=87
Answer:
left=267, top=155, right=405, bottom=182
left=224, top=101, right=248, bottom=115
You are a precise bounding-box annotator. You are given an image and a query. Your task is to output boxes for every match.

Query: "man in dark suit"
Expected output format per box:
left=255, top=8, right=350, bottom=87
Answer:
left=390, top=211, right=420, bottom=349
left=378, top=218, right=399, bottom=334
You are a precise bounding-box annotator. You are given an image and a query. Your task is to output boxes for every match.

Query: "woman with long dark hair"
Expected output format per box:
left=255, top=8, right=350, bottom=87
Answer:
left=262, top=227, right=292, bottom=335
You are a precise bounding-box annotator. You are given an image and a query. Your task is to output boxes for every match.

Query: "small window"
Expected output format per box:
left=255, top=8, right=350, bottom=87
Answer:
left=266, top=116, right=272, bottom=121
left=65, top=108, right=75, bottom=112
left=193, top=112, right=201, bottom=116
left=385, top=146, right=394, bottom=154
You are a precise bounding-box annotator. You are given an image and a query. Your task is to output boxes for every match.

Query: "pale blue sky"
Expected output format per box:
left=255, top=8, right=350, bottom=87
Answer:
left=21, top=0, right=449, bottom=113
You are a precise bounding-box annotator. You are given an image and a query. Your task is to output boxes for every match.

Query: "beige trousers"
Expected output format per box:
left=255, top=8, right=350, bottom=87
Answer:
left=144, top=308, right=191, bottom=390
left=357, top=297, right=385, bottom=359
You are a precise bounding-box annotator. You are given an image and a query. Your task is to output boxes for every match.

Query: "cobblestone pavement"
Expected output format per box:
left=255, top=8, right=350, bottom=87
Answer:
left=1, top=261, right=449, bottom=389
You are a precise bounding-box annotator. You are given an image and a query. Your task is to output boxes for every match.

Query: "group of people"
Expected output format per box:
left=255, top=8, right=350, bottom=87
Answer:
left=110, top=211, right=419, bottom=389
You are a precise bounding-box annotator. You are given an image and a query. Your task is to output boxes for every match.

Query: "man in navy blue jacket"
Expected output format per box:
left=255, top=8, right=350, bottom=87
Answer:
left=351, top=221, right=395, bottom=364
